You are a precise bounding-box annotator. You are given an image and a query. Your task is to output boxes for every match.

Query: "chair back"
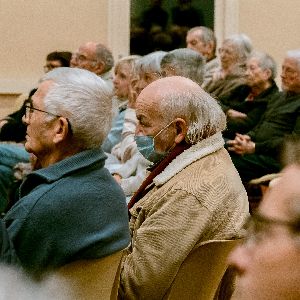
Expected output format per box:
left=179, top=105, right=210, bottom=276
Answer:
left=56, top=250, right=123, bottom=300
left=163, top=239, right=239, bottom=300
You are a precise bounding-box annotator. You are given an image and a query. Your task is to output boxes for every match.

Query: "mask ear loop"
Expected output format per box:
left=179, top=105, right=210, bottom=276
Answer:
left=153, top=120, right=175, bottom=140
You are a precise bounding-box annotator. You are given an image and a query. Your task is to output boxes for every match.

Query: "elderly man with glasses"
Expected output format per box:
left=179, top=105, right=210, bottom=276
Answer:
left=228, top=159, right=300, bottom=299
left=0, top=68, right=130, bottom=278
left=70, top=41, right=114, bottom=86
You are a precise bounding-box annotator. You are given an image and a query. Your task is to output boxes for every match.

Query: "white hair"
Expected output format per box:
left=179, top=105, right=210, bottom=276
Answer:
left=41, top=67, right=113, bottom=149
left=223, top=33, right=253, bottom=64
left=135, top=51, right=166, bottom=75
left=249, top=51, right=277, bottom=79
left=158, top=79, right=226, bottom=144
left=161, top=48, right=206, bottom=85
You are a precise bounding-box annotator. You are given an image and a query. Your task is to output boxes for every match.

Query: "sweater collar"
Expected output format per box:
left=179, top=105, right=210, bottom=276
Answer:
left=24, top=147, right=106, bottom=184
left=153, top=132, right=224, bottom=186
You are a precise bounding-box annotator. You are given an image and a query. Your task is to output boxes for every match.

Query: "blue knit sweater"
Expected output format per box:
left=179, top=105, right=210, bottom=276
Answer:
left=3, top=147, right=130, bottom=277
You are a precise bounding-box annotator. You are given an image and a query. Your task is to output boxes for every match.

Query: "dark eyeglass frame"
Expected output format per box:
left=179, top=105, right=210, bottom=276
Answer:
left=25, top=104, right=62, bottom=119
left=243, top=212, right=300, bottom=246
left=24, top=104, right=72, bottom=134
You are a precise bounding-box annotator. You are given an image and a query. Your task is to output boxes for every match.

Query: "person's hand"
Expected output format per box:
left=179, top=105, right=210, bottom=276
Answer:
left=227, top=109, right=247, bottom=119
left=227, top=133, right=255, bottom=155
left=113, top=173, right=122, bottom=184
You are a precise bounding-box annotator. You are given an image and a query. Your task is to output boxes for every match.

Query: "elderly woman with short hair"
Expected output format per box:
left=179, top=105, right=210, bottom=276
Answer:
left=203, top=33, right=253, bottom=99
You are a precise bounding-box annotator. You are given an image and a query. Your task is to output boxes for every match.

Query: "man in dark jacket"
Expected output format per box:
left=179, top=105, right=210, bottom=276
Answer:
left=227, top=49, right=300, bottom=182
left=223, top=51, right=280, bottom=139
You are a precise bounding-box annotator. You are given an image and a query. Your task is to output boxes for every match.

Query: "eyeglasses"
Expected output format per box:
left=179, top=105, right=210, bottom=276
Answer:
left=25, top=104, right=61, bottom=120
left=73, top=53, right=97, bottom=63
left=243, top=213, right=300, bottom=246
left=24, top=104, right=73, bottom=134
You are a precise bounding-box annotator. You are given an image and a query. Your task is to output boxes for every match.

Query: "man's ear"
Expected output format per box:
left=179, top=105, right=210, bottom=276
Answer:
left=53, top=117, right=70, bottom=144
left=174, top=118, right=188, bottom=144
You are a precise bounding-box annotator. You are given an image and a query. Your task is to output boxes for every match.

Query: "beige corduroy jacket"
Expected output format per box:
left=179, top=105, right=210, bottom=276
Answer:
left=119, top=133, right=249, bottom=300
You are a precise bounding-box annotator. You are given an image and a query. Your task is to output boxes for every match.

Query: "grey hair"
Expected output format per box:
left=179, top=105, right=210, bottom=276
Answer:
left=249, top=51, right=277, bottom=79
left=135, top=51, right=166, bottom=75
left=41, top=67, right=113, bottom=149
left=161, top=48, right=205, bottom=85
left=95, top=43, right=114, bottom=73
left=223, top=33, right=253, bottom=63
left=158, top=79, right=226, bottom=144
left=114, top=55, right=141, bottom=75
left=187, top=26, right=217, bottom=53
left=286, top=49, right=300, bottom=70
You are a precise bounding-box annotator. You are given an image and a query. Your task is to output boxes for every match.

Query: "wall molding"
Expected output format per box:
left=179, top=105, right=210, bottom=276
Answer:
left=214, top=0, right=239, bottom=45
left=107, top=0, right=130, bottom=60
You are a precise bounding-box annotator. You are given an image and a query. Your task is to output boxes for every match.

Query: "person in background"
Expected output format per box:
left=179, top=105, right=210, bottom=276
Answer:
left=223, top=51, right=280, bottom=139
left=227, top=49, right=300, bottom=183
left=0, top=51, right=72, bottom=143
left=70, top=41, right=114, bottom=86
left=107, top=51, right=166, bottom=199
left=0, top=51, right=72, bottom=213
left=204, top=33, right=253, bottom=99
left=160, top=47, right=205, bottom=86
left=228, top=159, right=300, bottom=299
left=186, top=26, right=219, bottom=86
left=1, top=68, right=130, bottom=278
left=102, top=55, right=140, bottom=153
left=119, top=76, right=248, bottom=299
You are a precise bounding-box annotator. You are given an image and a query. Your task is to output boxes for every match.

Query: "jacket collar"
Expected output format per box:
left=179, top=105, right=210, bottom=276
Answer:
left=19, top=147, right=106, bottom=198
left=153, top=132, right=224, bottom=186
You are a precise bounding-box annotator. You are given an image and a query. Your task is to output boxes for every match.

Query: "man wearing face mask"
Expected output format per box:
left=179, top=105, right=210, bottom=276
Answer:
left=119, top=76, right=249, bottom=300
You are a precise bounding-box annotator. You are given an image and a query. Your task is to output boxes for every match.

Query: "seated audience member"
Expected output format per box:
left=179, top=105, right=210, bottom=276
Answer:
left=223, top=51, right=280, bottom=139
left=227, top=49, right=300, bottom=183
left=102, top=55, right=140, bottom=153
left=2, top=68, right=130, bottom=278
left=0, top=51, right=72, bottom=213
left=204, top=34, right=253, bottom=99
left=186, top=26, right=219, bottom=85
left=70, top=41, right=114, bottom=87
left=119, top=76, right=249, bottom=299
left=160, top=48, right=205, bottom=85
left=228, top=162, right=300, bottom=299
left=107, top=51, right=166, bottom=197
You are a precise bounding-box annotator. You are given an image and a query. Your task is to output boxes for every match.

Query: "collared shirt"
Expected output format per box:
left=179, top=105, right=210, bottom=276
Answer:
left=4, top=147, right=130, bottom=277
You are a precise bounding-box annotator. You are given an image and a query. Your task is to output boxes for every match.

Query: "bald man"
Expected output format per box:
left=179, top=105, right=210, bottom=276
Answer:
left=119, top=76, right=248, bottom=299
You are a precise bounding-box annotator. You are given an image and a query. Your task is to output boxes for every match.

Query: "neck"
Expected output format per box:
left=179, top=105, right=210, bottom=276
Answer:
left=206, top=53, right=215, bottom=62
left=251, top=81, right=272, bottom=96
left=38, top=144, right=81, bottom=168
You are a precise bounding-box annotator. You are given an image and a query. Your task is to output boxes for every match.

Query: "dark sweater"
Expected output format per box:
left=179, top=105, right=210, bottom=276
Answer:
left=223, top=81, right=280, bottom=138
left=3, top=147, right=130, bottom=277
left=248, top=91, right=300, bottom=157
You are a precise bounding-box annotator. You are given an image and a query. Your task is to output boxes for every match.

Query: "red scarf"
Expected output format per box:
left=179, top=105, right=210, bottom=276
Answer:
left=128, top=142, right=190, bottom=209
